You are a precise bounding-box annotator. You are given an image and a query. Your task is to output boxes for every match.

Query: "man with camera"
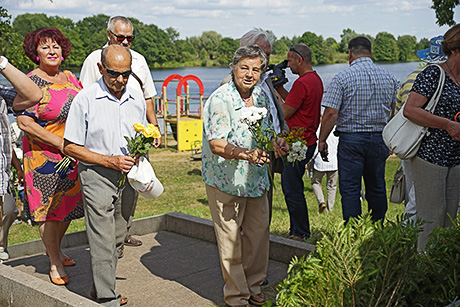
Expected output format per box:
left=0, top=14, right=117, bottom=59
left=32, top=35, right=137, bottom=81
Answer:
left=276, top=44, right=323, bottom=241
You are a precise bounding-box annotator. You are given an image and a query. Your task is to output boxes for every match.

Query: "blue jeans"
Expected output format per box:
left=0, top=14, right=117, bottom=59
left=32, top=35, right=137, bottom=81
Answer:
left=338, top=132, right=389, bottom=222
left=281, top=143, right=316, bottom=238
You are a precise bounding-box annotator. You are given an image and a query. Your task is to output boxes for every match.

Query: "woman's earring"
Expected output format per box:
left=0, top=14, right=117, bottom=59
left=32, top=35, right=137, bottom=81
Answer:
left=61, top=56, right=64, bottom=61
left=36, top=56, right=40, bottom=62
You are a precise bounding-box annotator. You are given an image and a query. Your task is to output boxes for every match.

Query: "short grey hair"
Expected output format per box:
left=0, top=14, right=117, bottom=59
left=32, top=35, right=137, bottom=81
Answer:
left=101, top=45, right=132, bottom=67
left=107, top=16, right=134, bottom=32
left=239, top=28, right=273, bottom=47
left=231, top=45, right=268, bottom=71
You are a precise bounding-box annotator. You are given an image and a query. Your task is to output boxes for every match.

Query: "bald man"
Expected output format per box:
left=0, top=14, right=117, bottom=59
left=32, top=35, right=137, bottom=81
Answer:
left=64, top=45, right=147, bottom=306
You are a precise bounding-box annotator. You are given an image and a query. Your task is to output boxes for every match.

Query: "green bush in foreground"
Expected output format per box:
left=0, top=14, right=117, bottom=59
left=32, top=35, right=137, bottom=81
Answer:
left=275, top=214, right=460, bottom=307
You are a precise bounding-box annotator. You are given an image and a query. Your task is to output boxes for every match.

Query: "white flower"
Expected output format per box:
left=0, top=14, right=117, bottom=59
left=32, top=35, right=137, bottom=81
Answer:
left=286, top=142, right=308, bottom=164
left=239, top=106, right=268, bottom=125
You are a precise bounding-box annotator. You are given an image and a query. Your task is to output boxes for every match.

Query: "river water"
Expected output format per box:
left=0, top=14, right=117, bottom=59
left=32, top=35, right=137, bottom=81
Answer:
left=151, top=61, right=422, bottom=99
left=1, top=61, right=422, bottom=125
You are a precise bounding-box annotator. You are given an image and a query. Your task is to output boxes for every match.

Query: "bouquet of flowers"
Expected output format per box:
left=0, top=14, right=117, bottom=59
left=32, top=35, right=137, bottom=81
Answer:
left=239, top=106, right=276, bottom=184
left=55, top=155, right=74, bottom=178
left=239, top=106, right=276, bottom=153
left=118, top=122, right=161, bottom=187
left=281, top=127, right=308, bottom=164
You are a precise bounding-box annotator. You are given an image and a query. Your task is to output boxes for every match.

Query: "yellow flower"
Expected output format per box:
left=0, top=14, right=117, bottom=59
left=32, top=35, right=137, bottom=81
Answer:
left=143, top=124, right=161, bottom=138
left=133, top=122, right=145, bottom=132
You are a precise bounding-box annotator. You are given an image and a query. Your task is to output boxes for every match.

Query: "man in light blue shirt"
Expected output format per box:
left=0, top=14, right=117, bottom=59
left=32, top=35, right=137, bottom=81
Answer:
left=64, top=45, right=146, bottom=307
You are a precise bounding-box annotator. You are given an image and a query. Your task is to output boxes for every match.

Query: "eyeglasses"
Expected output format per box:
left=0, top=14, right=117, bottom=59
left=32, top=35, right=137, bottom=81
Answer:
left=289, top=45, right=304, bottom=61
left=102, top=64, right=132, bottom=78
left=110, top=30, right=135, bottom=43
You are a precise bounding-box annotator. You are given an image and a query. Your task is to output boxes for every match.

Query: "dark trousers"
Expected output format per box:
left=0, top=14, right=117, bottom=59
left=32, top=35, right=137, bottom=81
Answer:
left=281, top=144, right=316, bottom=238
left=337, top=132, right=389, bottom=222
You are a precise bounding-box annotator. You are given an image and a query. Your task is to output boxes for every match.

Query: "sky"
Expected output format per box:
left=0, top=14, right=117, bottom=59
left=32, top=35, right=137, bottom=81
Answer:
left=2, top=0, right=460, bottom=41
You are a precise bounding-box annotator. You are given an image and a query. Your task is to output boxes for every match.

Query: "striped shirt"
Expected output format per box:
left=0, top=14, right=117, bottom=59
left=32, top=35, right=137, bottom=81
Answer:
left=395, top=65, right=425, bottom=113
left=0, top=85, right=14, bottom=195
left=322, top=57, right=399, bottom=132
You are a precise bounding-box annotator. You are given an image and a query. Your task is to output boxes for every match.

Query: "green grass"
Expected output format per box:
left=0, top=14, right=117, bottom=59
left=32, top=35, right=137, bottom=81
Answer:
left=8, top=148, right=403, bottom=246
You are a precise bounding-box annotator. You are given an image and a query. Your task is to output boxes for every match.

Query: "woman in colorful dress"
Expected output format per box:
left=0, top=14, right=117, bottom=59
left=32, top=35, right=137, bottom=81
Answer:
left=14, top=27, right=83, bottom=286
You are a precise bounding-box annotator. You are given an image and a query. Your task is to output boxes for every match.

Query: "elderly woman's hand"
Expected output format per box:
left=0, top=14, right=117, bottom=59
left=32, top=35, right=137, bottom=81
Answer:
left=246, top=148, right=270, bottom=165
left=272, top=137, right=289, bottom=158
left=444, top=120, right=460, bottom=141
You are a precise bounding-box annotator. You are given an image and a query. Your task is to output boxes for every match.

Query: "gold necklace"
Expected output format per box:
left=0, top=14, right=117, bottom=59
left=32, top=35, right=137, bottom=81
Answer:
left=446, top=62, right=460, bottom=86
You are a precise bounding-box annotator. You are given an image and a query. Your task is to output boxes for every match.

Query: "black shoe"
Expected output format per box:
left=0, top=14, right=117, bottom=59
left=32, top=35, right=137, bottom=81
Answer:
left=261, top=278, right=269, bottom=286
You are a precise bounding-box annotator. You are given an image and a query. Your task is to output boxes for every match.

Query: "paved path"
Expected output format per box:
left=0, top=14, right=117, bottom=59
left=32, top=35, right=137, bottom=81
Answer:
left=5, top=231, right=288, bottom=306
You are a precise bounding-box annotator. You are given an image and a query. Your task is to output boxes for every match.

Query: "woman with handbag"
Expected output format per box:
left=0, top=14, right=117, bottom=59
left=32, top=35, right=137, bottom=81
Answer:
left=404, top=24, right=460, bottom=251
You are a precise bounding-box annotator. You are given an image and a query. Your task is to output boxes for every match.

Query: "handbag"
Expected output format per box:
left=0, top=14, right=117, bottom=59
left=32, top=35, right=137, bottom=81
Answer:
left=382, top=64, right=445, bottom=160
left=389, top=162, right=405, bottom=204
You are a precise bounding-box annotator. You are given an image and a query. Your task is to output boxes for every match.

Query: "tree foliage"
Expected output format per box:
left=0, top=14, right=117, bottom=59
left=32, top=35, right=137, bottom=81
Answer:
left=397, top=35, right=417, bottom=61
left=0, top=8, right=436, bottom=71
left=431, top=0, right=459, bottom=26
left=373, top=32, right=399, bottom=61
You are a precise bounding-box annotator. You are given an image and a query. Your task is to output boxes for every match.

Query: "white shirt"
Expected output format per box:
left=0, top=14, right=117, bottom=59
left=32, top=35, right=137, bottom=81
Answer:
left=80, top=47, right=157, bottom=99
left=314, top=124, right=338, bottom=172
left=64, top=78, right=147, bottom=166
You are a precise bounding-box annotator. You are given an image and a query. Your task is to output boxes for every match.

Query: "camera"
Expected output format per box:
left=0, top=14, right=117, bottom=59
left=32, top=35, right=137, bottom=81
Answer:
left=320, top=149, right=329, bottom=162
left=268, top=60, right=288, bottom=88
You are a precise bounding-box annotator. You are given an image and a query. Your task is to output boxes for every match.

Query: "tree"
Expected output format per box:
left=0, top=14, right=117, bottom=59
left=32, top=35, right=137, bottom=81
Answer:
left=165, top=27, right=179, bottom=43
left=373, top=32, right=399, bottom=61
left=298, top=31, right=319, bottom=64
left=12, top=13, right=50, bottom=37
left=431, top=0, right=459, bottom=26
left=131, top=21, right=176, bottom=65
left=272, top=36, right=290, bottom=56
left=199, top=31, right=222, bottom=60
left=339, top=28, right=359, bottom=53
left=217, top=37, right=238, bottom=65
left=75, top=14, right=110, bottom=57
left=175, top=39, right=196, bottom=62
left=0, top=7, right=30, bottom=70
left=397, top=35, right=417, bottom=61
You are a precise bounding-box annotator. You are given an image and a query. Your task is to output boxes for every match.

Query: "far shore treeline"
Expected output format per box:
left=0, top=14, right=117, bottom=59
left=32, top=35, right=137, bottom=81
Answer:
left=0, top=8, right=429, bottom=72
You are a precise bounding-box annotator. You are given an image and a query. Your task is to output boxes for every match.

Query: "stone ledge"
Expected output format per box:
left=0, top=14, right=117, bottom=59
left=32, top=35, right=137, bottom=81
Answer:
left=2, top=212, right=315, bottom=306
left=0, top=264, right=98, bottom=307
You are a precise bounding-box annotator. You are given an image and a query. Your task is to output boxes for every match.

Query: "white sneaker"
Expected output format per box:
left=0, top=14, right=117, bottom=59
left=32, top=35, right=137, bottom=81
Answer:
left=0, top=247, right=9, bottom=261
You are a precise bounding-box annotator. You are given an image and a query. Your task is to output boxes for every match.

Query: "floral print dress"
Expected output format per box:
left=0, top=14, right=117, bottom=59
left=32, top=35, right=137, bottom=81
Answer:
left=21, top=70, right=83, bottom=222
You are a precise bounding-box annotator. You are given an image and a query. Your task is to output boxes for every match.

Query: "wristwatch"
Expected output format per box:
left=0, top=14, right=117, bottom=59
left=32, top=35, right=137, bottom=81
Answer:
left=0, top=56, right=8, bottom=72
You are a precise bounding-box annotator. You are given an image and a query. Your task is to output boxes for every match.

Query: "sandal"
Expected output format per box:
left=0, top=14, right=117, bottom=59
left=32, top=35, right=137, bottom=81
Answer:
left=249, top=293, right=266, bottom=306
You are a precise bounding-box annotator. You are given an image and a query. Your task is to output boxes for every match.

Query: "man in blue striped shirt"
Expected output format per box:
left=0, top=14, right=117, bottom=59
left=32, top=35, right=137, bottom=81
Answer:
left=318, top=36, right=399, bottom=223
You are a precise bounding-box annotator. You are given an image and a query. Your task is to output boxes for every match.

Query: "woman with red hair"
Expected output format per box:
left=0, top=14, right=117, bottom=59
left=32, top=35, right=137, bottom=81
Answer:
left=13, top=27, right=83, bottom=286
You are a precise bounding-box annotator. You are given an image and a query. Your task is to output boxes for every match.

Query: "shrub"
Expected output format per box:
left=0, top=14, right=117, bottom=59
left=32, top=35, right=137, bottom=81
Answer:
left=275, top=214, right=460, bottom=306
left=276, top=214, right=422, bottom=306
left=407, top=217, right=460, bottom=306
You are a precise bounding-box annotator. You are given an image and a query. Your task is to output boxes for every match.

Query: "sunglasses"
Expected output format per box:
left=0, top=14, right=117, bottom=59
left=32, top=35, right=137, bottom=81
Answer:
left=102, top=64, right=132, bottom=78
left=110, top=30, right=135, bottom=43
left=289, top=45, right=304, bottom=61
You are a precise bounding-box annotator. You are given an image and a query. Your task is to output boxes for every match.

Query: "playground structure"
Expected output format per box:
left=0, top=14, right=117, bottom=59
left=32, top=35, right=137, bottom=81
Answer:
left=154, top=74, right=205, bottom=152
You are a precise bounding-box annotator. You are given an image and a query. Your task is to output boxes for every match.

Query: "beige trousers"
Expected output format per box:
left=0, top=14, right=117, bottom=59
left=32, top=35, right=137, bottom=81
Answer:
left=206, top=185, right=269, bottom=306
left=311, top=169, right=338, bottom=212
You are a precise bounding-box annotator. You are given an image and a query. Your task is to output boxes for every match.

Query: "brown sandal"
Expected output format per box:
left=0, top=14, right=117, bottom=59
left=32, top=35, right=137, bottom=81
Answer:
left=249, top=293, right=266, bottom=306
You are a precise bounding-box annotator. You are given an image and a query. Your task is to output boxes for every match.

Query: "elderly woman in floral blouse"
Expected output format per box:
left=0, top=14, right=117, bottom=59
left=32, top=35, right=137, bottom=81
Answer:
left=201, top=45, right=288, bottom=307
